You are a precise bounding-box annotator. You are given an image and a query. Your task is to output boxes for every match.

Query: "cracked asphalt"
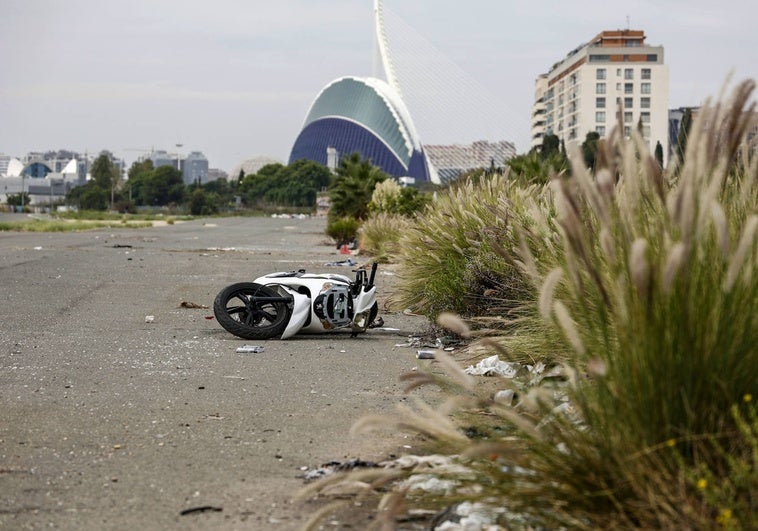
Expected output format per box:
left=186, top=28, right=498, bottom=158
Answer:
left=0, top=215, right=430, bottom=530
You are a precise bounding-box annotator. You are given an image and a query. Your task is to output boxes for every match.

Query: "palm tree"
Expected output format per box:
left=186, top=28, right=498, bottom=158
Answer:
left=328, top=152, right=388, bottom=221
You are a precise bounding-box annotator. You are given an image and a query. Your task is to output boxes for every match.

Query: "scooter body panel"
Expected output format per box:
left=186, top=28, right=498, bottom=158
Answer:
left=218, top=264, right=378, bottom=339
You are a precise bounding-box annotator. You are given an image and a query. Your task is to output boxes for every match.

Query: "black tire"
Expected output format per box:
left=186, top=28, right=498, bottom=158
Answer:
left=367, top=302, right=379, bottom=326
left=213, top=282, right=292, bottom=340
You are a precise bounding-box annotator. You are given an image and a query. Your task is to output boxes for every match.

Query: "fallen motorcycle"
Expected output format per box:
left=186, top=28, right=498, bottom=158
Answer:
left=213, top=262, right=379, bottom=340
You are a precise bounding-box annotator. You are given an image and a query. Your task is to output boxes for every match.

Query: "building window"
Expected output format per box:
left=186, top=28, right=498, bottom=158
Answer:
left=624, top=111, right=633, bottom=123
left=641, top=83, right=651, bottom=94
left=616, top=83, right=622, bottom=91
left=624, top=97, right=633, bottom=109
left=640, top=97, right=651, bottom=109
left=647, top=54, right=658, bottom=61
left=624, top=83, right=634, bottom=94
left=640, top=112, right=650, bottom=123
left=616, top=68, right=622, bottom=76
left=596, top=83, right=606, bottom=94
left=624, top=126, right=632, bottom=137
left=589, top=54, right=610, bottom=62
left=642, top=125, right=651, bottom=138
left=624, top=68, right=634, bottom=80
left=641, top=68, right=651, bottom=80
left=596, top=97, right=606, bottom=108
left=596, top=111, right=606, bottom=122
left=596, top=68, right=606, bottom=80
left=596, top=125, right=606, bottom=136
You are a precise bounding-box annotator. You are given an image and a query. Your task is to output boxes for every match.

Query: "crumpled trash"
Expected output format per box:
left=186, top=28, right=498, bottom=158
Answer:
left=433, top=501, right=507, bottom=530
left=464, top=355, right=518, bottom=377
left=299, top=458, right=378, bottom=482
left=236, top=345, right=264, bottom=353
left=145, top=315, right=155, bottom=323
left=416, top=350, right=436, bottom=359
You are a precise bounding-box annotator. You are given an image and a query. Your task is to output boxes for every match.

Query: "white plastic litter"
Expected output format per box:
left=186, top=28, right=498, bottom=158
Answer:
left=494, top=389, right=515, bottom=405
left=464, top=355, right=518, bottom=377
left=236, top=345, right=264, bottom=353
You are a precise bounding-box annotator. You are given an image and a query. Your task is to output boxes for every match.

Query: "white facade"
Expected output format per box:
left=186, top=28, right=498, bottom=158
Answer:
left=531, top=75, right=548, bottom=150
left=532, top=30, right=669, bottom=165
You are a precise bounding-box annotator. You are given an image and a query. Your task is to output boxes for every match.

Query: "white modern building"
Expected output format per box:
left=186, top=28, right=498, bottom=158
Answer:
left=531, top=29, right=669, bottom=165
left=0, top=156, right=80, bottom=208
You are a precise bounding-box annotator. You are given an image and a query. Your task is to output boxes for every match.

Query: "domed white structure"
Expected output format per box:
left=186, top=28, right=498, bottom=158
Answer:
left=229, top=156, right=284, bottom=180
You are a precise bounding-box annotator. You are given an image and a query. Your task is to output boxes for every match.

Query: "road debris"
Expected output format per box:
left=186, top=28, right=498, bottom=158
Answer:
left=464, top=355, right=518, bottom=377
left=179, top=301, right=209, bottom=309
left=299, top=459, right=379, bottom=482
left=179, top=506, right=223, bottom=516
left=324, top=258, right=356, bottom=267
left=236, top=345, right=264, bottom=353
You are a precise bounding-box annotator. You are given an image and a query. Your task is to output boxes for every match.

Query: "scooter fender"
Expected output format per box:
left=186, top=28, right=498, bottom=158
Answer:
left=277, top=286, right=311, bottom=339
left=353, top=286, right=377, bottom=314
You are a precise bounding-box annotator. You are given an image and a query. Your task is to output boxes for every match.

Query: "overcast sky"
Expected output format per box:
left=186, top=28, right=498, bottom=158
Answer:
left=1, top=0, right=756, bottom=173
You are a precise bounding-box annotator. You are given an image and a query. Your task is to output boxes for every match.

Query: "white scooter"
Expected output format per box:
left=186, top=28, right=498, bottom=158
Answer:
left=213, top=263, right=379, bottom=340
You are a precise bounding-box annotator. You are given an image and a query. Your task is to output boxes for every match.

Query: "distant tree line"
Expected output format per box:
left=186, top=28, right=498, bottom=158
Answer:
left=62, top=154, right=343, bottom=215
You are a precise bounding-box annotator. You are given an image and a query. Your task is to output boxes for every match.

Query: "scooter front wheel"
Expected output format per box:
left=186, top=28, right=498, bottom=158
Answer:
left=213, top=282, right=292, bottom=340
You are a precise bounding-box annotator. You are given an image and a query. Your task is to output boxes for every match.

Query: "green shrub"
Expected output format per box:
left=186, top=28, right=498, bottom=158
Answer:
left=325, top=216, right=361, bottom=245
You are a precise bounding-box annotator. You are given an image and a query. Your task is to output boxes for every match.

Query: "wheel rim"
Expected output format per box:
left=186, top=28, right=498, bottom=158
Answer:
left=225, top=288, right=283, bottom=328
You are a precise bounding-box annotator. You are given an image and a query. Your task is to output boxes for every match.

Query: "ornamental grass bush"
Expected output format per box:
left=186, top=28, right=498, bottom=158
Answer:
left=304, top=80, right=758, bottom=530
left=357, top=212, right=412, bottom=263
left=391, top=173, right=549, bottom=320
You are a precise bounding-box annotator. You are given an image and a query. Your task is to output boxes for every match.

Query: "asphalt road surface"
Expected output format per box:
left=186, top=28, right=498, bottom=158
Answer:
left=0, top=216, right=431, bottom=530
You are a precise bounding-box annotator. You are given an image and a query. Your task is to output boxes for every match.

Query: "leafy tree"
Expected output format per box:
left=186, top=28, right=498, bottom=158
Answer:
left=541, top=134, right=560, bottom=160
left=140, top=165, right=184, bottom=206
left=66, top=182, right=109, bottom=210
left=581, top=131, right=601, bottom=171
left=675, top=108, right=693, bottom=163
left=202, top=177, right=237, bottom=211
left=126, top=159, right=154, bottom=205
left=188, top=188, right=221, bottom=215
left=90, top=153, right=121, bottom=208
left=655, top=141, right=664, bottom=168
left=90, top=153, right=119, bottom=190
left=240, top=160, right=331, bottom=208
left=6, top=192, right=30, bottom=209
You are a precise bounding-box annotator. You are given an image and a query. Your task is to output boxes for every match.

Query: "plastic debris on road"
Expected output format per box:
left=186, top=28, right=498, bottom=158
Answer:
left=144, top=315, right=155, bottom=323
left=464, top=355, right=518, bottom=377
left=416, top=350, right=436, bottom=359
left=236, top=345, right=264, bottom=353
left=324, top=258, right=356, bottom=267
left=299, top=458, right=379, bottom=482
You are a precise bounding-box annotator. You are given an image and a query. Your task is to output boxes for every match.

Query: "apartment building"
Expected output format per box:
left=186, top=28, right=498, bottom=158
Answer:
left=531, top=29, right=669, bottom=164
